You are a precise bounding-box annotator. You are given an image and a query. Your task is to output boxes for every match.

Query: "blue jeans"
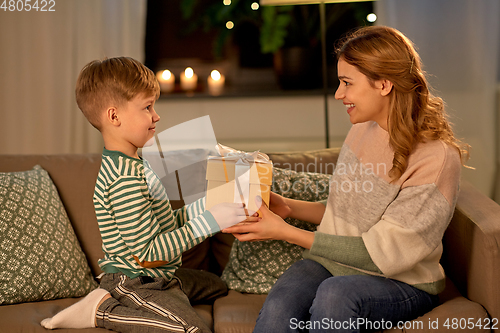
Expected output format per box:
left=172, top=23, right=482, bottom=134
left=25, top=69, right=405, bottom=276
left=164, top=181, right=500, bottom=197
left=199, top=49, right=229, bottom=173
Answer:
left=253, top=259, right=438, bottom=333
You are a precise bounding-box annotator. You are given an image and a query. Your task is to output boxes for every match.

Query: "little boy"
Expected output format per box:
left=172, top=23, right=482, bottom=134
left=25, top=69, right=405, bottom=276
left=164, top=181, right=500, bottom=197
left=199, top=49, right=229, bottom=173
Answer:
left=41, top=57, right=255, bottom=332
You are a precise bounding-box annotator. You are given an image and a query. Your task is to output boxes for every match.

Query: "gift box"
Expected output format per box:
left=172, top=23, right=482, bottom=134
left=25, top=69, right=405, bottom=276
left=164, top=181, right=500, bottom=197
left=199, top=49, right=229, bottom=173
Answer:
left=205, top=144, right=273, bottom=217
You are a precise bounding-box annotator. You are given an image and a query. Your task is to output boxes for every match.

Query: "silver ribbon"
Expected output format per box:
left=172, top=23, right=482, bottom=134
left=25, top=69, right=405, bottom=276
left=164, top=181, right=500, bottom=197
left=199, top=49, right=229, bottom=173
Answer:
left=213, top=144, right=269, bottom=208
left=215, top=143, right=270, bottom=164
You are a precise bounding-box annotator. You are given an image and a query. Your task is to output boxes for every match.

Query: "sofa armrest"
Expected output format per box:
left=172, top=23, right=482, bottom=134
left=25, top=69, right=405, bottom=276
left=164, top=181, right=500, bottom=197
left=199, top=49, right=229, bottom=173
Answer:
left=442, top=180, right=500, bottom=321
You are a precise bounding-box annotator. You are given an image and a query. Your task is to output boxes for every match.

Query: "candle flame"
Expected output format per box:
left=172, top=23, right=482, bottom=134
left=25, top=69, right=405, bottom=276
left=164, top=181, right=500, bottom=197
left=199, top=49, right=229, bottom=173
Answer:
left=185, top=67, right=194, bottom=78
left=210, top=70, right=221, bottom=81
left=161, top=70, right=172, bottom=80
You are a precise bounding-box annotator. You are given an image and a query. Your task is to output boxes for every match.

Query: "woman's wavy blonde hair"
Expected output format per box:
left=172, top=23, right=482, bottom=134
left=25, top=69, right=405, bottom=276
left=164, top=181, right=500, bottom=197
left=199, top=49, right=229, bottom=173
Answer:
left=335, top=26, right=470, bottom=180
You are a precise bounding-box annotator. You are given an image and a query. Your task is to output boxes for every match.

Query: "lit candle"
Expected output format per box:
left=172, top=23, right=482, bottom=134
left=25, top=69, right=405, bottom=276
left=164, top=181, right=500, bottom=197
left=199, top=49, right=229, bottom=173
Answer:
left=207, top=70, right=225, bottom=96
left=180, top=67, right=198, bottom=91
left=156, top=70, right=175, bottom=93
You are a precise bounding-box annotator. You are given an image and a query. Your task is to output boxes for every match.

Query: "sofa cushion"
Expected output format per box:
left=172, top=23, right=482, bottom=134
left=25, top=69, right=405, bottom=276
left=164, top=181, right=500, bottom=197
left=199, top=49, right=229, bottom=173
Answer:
left=0, top=297, right=111, bottom=333
left=0, top=298, right=213, bottom=333
left=221, top=167, right=331, bottom=294
left=213, top=290, right=267, bottom=333
left=0, top=166, right=98, bottom=305
left=0, top=154, right=105, bottom=278
left=212, top=278, right=490, bottom=333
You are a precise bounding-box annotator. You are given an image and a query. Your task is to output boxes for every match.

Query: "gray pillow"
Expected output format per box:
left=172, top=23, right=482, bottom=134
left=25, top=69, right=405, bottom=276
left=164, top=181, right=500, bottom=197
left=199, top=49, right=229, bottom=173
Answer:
left=0, top=165, right=98, bottom=304
left=221, top=167, right=331, bottom=294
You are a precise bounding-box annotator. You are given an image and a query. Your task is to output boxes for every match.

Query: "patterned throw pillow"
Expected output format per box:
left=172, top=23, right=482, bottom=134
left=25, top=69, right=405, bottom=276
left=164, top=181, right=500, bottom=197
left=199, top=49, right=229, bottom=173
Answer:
left=0, top=165, right=98, bottom=305
left=221, top=167, right=331, bottom=294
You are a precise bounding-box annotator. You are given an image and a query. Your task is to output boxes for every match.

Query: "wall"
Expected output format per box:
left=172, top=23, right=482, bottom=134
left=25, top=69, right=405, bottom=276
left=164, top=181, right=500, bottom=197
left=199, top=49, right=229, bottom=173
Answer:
left=376, top=0, right=500, bottom=197
left=153, top=95, right=352, bottom=153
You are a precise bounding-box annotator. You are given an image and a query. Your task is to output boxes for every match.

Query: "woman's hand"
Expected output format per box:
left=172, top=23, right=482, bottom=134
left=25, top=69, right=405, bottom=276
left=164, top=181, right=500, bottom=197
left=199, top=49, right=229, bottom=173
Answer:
left=268, top=191, right=292, bottom=220
left=222, top=196, right=288, bottom=242
left=223, top=196, right=316, bottom=249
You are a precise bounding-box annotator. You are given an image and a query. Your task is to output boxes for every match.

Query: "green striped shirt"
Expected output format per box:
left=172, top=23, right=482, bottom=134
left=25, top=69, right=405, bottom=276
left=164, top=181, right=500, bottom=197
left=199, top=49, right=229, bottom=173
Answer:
left=94, top=149, right=219, bottom=280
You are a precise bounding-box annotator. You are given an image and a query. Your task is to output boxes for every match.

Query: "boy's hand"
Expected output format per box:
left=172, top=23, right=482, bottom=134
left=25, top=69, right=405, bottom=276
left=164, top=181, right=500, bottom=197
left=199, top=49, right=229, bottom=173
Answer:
left=209, top=202, right=258, bottom=230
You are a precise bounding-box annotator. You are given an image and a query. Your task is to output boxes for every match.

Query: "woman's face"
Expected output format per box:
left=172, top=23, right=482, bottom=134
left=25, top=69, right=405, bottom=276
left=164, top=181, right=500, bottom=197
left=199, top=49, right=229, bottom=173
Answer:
left=335, top=58, right=392, bottom=130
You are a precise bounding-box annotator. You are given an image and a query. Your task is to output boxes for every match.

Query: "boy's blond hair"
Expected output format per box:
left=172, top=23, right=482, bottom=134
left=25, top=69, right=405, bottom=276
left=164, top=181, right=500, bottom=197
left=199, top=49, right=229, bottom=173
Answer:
left=75, top=57, right=160, bottom=130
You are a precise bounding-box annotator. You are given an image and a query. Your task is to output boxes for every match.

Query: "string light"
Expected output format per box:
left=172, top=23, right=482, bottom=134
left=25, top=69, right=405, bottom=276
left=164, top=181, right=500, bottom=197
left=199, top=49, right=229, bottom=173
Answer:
left=226, top=21, right=234, bottom=29
left=367, top=13, right=377, bottom=23
left=251, top=2, right=259, bottom=10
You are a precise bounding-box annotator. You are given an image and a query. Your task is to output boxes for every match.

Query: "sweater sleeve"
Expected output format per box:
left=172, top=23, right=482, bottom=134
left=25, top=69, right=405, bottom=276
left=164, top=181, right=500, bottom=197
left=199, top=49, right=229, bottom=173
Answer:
left=309, top=183, right=454, bottom=277
left=309, top=232, right=382, bottom=274
left=107, top=176, right=220, bottom=264
left=319, top=199, right=328, bottom=206
left=362, top=183, right=454, bottom=276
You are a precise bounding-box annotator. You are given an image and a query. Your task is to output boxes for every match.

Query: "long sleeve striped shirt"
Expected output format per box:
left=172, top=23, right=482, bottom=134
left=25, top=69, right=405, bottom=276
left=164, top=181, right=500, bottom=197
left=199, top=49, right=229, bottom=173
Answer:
left=94, top=149, right=220, bottom=280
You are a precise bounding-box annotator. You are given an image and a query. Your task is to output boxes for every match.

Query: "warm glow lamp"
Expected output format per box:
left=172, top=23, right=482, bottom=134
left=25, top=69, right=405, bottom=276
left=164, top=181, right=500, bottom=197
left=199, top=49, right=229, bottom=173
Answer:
left=260, top=0, right=374, bottom=148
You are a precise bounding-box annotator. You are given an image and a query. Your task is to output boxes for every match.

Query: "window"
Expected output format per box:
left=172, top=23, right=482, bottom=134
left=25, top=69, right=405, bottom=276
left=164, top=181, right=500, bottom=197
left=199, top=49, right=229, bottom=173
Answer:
left=145, top=0, right=374, bottom=97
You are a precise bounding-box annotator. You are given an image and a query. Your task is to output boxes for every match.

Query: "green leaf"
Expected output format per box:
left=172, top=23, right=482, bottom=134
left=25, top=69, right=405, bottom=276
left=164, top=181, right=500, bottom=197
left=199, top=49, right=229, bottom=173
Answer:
left=213, top=27, right=232, bottom=60
left=260, top=6, right=293, bottom=54
left=180, top=0, right=198, bottom=19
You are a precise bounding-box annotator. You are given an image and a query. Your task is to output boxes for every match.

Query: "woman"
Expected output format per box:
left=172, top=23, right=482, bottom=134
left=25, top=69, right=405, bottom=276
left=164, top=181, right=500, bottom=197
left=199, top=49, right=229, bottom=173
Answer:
left=223, top=26, right=470, bottom=332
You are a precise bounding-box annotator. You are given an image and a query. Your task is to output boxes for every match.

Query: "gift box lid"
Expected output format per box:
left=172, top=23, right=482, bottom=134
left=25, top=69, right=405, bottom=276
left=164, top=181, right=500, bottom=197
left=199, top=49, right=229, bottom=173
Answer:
left=206, top=157, right=273, bottom=185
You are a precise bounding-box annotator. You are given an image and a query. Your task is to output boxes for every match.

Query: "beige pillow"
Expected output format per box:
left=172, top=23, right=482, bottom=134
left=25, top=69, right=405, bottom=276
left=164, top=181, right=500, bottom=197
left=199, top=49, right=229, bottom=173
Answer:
left=0, top=166, right=98, bottom=304
left=221, top=167, right=330, bottom=294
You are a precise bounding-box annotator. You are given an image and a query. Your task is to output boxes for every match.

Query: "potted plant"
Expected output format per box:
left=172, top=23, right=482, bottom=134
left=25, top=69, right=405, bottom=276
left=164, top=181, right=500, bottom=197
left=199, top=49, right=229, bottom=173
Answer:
left=261, top=4, right=323, bottom=89
left=180, top=0, right=263, bottom=60
left=260, top=3, right=372, bottom=89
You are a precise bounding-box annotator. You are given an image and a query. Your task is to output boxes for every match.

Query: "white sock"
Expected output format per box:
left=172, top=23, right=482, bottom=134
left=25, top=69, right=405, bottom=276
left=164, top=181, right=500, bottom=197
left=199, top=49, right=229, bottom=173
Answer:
left=40, top=288, right=110, bottom=329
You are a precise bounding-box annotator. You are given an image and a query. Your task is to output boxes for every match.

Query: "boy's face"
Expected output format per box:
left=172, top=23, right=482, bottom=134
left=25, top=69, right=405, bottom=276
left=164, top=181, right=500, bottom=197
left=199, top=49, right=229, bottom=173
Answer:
left=117, top=93, right=160, bottom=155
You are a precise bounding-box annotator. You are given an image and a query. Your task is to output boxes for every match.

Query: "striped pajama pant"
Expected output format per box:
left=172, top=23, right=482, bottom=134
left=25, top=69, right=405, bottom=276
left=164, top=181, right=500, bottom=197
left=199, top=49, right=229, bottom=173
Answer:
left=96, top=269, right=228, bottom=333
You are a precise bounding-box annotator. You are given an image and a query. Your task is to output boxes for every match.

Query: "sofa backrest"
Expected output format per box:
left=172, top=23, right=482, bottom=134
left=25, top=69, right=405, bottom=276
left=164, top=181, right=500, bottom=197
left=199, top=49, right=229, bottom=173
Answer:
left=0, top=149, right=343, bottom=277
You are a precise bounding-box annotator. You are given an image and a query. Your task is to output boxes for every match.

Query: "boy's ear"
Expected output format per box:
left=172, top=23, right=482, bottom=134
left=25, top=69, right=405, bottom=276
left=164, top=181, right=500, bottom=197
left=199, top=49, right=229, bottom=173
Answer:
left=105, top=107, right=120, bottom=126
left=378, top=79, right=393, bottom=96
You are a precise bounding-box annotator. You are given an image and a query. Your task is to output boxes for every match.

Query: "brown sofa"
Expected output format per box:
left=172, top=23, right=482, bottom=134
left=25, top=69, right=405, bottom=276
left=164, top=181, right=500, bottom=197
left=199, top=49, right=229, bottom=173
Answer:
left=0, top=149, right=499, bottom=333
